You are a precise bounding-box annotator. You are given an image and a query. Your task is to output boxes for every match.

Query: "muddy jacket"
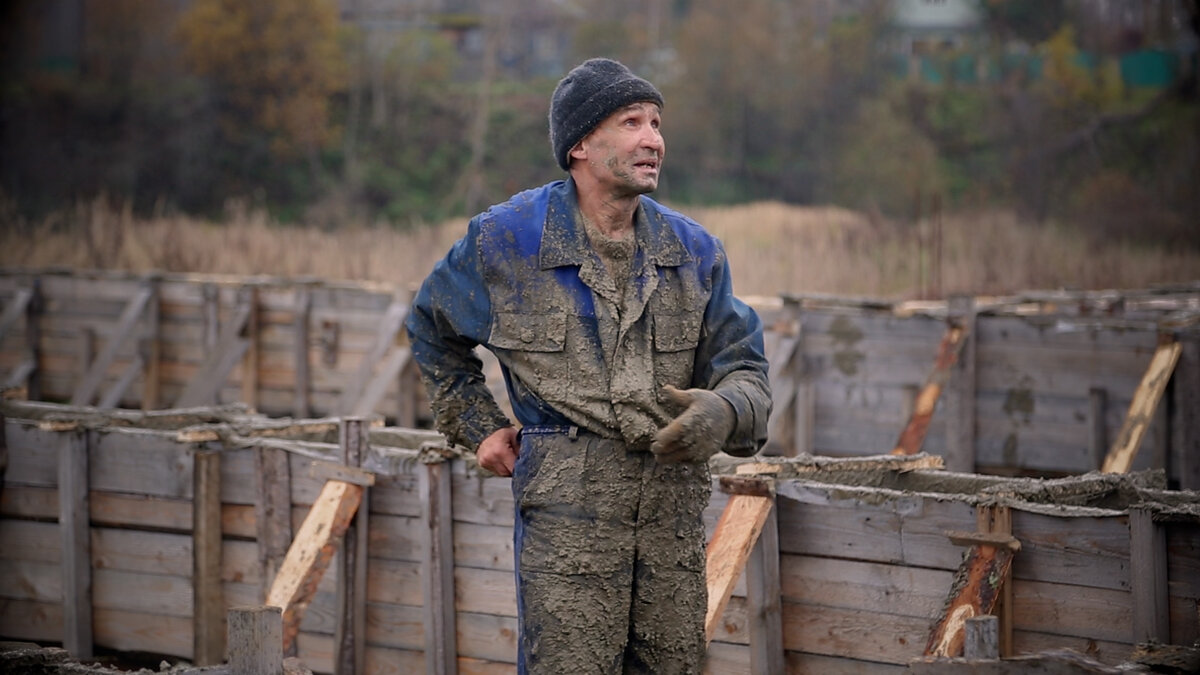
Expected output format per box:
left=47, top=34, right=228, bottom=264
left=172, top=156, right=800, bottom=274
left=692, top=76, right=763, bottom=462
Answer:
left=406, top=179, right=770, bottom=455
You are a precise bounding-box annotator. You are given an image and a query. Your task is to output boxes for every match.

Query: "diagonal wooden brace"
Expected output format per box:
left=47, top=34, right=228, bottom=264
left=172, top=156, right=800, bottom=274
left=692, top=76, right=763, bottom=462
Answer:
left=265, top=479, right=364, bottom=653
left=892, top=321, right=969, bottom=456
left=924, top=530, right=1020, bottom=658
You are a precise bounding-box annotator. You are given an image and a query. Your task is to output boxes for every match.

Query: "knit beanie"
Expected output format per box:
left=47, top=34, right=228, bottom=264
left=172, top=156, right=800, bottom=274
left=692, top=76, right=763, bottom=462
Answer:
left=549, top=58, right=664, bottom=171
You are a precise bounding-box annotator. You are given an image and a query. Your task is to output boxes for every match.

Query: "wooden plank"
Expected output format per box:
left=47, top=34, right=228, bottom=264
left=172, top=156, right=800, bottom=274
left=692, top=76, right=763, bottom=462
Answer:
left=352, top=347, right=410, bottom=419
left=175, top=292, right=253, bottom=407
left=336, top=418, right=369, bottom=675
left=780, top=555, right=951, bottom=618
left=1009, top=510, right=1129, bottom=590
left=193, top=449, right=224, bottom=665
left=1130, top=507, right=1169, bottom=643
left=337, top=296, right=407, bottom=414
left=241, top=286, right=260, bottom=410
left=255, top=446, right=293, bottom=600
left=0, top=287, right=32, bottom=343
left=70, top=285, right=153, bottom=406
left=943, top=295, right=977, bottom=473
left=705, top=493, right=773, bottom=643
left=266, top=479, right=364, bottom=653
left=420, top=460, right=457, bottom=675
left=58, top=428, right=93, bottom=658
left=744, top=496, right=783, bottom=674
left=0, top=598, right=63, bottom=642
left=228, top=606, right=283, bottom=675
left=1173, top=328, right=1200, bottom=490
left=891, top=323, right=968, bottom=456
left=1101, top=338, right=1182, bottom=473
left=294, top=286, right=312, bottom=418
left=782, top=600, right=929, bottom=665
left=924, top=534, right=1019, bottom=658
left=96, top=353, right=143, bottom=409
left=765, top=333, right=800, bottom=456
left=141, top=279, right=161, bottom=410
left=1089, top=387, right=1108, bottom=470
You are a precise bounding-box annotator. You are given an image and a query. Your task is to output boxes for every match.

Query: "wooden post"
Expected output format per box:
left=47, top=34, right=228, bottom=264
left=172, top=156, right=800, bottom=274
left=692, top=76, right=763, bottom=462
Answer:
left=241, top=285, right=260, bottom=411
left=745, top=494, right=784, bottom=674
left=58, top=428, right=93, bottom=659
left=202, top=283, right=220, bottom=356
left=925, top=531, right=1020, bottom=658
left=293, top=286, right=312, bottom=419
left=194, top=448, right=225, bottom=666
left=977, top=504, right=1014, bottom=657
left=789, top=304, right=813, bottom=457
left=944, top=295, right=977, bottom=473
left=25, top=278, right=42, bottom=401
left=1089, top=387, right=1108, bottom=470
left=141, top=275, right=161, bottom=410
left=255, top=447, right=293, bottom=606
left=228, top=606, right=283, bottom=675
left=964, top=615, right=999, bottom=660
left=1171, top=326, right=1199, bottom=490
left=1130, top=507, right=1169, bottom=644
left=396, top=355, right=420, bottom=429
left=335, top=418, right=369, bottom=675
left=420, top=460, right=457, bottom=675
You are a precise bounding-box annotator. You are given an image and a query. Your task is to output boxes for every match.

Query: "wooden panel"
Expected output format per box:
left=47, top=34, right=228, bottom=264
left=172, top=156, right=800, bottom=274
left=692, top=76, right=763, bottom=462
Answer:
left=0, top=558, right=61, bottom=601
left=781, top=601, right=927, bottom=666
left=780, top=555, right=950, bottom=618
left=92, top=527, right=192, bottom=575
left=0, top=519, right=61, bottom=562
left=93, top=568, right=192, bottom=617
left=1009, top=579, right=1132, bottom=644
left=453, top=522, right=515, bottom=573
left=1010, top=630, right=1131, bottom=666
left=456, top=611, right=518, bottom=664
left=784, top=651, right=906, bottom=675
left=91, top=428, right=194, bottom=498
left=0, top=598, right=63, bottom=642
left=1009, top=510, right=1130, bottom=590
left=93, top=607, right=193, bottom=659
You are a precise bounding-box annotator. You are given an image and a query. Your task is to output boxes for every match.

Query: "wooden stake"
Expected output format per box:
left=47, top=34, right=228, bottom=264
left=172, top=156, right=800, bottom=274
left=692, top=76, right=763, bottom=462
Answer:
left=1102, top=338, right=1182, bottom=473
left=266, top=479, right=364, bottom=653
left=193, top=449, right=224, bottom=666
left=228, top=606, right=283, bottom=675
left=892, top=322, right=969, bottom=456
left=705, top=488, right=774, bottom=643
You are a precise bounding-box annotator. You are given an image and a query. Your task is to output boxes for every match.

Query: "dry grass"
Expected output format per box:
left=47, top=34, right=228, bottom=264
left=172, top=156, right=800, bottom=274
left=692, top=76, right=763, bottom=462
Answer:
left=3, top=197, right=1196, bottom=299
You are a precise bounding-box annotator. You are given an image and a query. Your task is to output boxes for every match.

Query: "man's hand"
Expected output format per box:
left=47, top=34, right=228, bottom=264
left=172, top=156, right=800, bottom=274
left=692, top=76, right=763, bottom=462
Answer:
left=651, top=385, right=735, bottom=464
left=477, top=426, right=519, bottom=476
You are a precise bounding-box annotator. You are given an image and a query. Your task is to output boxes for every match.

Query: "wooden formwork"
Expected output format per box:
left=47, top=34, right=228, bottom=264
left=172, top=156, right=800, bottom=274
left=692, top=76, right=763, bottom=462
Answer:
left=2, top=400, right=1198, bottom=674
left=1, top=270, right=1196, bottom=487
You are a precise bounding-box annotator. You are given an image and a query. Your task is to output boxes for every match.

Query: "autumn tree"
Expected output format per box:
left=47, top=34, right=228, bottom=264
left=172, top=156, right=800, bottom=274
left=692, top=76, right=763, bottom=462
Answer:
left=177, top=0, right=345, bottom=205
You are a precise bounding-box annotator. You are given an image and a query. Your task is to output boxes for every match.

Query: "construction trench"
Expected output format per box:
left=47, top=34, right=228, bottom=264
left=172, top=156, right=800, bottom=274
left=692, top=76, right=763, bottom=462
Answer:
left=0, top=270, right=1198, bottom=674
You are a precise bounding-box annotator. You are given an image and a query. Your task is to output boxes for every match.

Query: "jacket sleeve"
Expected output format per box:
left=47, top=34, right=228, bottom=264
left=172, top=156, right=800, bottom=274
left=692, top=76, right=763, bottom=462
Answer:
left=405, top=218, right=512, bottom=450
left=694, top=243, right=772, bottom=456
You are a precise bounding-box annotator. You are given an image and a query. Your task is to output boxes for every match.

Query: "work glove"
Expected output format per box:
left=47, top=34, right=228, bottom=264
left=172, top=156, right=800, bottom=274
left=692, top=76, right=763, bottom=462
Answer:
left=651, top=385, right=736, bottom=464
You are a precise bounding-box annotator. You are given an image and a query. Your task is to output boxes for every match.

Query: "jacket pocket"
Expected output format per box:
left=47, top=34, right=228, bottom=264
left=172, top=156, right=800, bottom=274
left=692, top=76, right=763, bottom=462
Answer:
left=652, top=311, right=703, bottom=388
left=490, top=311, right=567, bottom=352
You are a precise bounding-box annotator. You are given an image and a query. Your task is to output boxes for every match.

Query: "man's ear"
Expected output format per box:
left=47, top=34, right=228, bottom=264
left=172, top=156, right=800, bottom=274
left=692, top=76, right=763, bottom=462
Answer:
left=568, top=139, right=587, bottom=163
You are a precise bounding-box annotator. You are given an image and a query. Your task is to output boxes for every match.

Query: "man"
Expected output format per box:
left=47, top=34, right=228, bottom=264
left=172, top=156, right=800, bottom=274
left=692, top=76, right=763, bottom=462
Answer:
left=406, top=57, right=771, bottom=674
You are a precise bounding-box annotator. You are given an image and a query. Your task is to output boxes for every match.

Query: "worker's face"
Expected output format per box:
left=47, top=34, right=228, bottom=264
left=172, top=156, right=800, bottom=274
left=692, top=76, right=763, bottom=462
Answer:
left=572, top=102, right=664, bottom=196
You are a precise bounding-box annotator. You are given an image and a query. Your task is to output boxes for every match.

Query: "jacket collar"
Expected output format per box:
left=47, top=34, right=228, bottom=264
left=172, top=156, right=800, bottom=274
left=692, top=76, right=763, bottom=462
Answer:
left=539, top=179, right=691, bottom=270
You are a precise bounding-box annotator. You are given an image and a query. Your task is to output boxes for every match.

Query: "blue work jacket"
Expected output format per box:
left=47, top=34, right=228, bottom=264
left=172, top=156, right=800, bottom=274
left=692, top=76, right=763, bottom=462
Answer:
left=406, top=179, right=770, bottom=455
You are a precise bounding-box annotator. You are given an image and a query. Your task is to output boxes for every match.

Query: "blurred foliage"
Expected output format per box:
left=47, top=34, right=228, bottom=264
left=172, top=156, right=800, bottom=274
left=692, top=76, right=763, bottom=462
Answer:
left=0, top=0, right=1196, bottom=249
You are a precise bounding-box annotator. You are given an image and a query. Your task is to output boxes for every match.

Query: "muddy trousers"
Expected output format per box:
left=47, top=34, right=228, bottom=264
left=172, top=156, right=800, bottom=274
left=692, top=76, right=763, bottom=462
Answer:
left=511, top=426, right=711, bottom=674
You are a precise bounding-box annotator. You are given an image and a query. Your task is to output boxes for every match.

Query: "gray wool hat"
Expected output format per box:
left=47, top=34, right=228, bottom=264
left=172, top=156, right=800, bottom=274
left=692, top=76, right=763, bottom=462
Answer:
left=549, top=58, right=664, bottom=171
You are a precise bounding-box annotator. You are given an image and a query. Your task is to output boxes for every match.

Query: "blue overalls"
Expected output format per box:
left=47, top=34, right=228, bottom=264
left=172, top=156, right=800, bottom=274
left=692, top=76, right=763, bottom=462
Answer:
left=406, top=179, right=771, bottom=673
